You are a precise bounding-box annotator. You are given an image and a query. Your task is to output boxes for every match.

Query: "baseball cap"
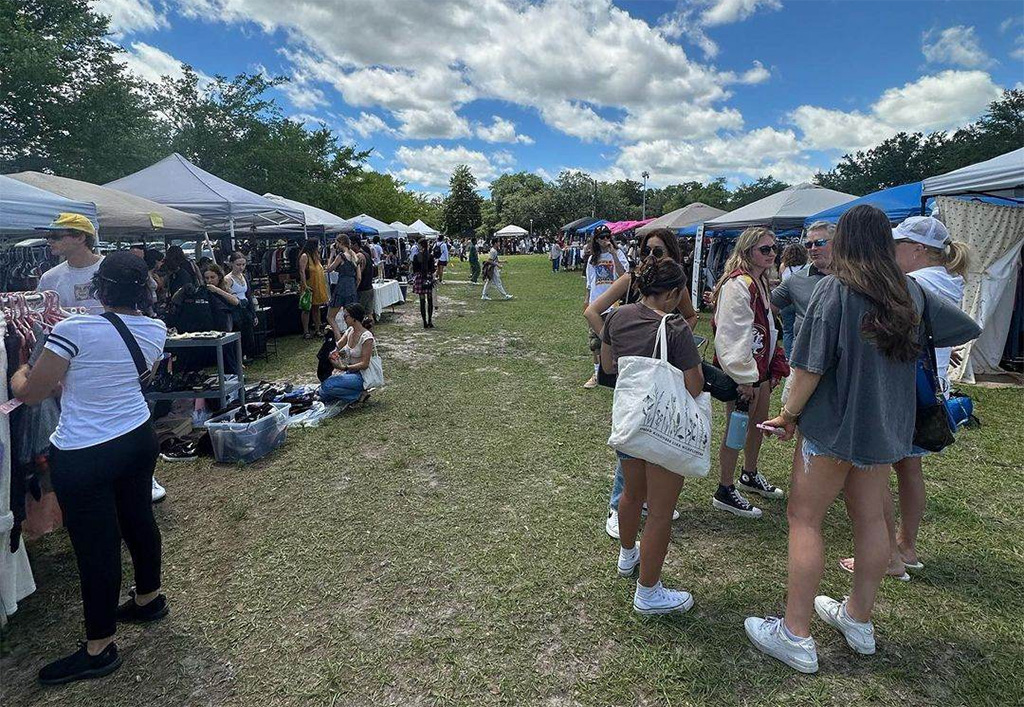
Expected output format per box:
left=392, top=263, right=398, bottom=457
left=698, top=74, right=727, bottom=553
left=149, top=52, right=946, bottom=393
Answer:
left=893, top=216, right=950, bottom=250
left=36, top=212, right=96, bottom=238
left=97, top=251, right=149, bottom=286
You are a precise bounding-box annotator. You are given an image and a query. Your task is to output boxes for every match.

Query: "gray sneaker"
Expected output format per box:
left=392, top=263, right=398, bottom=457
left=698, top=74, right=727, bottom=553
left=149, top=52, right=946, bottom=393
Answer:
left=744, top=616, right=819, bottom=674
left=814, top=595, right=876, bottom=655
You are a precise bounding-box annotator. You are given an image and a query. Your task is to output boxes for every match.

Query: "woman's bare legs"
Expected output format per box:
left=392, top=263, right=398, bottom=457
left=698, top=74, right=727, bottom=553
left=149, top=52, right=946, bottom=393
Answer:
left=617, top=459, right=646, bottom=554
left=894, top=456, right=925, bottom=564
left=638, top=463, right=685, bottom=587
left=842, top=464, right=892, bottom=623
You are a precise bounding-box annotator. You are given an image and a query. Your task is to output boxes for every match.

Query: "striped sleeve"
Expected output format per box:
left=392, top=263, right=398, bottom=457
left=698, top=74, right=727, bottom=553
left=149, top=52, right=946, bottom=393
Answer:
left=43, top=320, right=81, bottom=361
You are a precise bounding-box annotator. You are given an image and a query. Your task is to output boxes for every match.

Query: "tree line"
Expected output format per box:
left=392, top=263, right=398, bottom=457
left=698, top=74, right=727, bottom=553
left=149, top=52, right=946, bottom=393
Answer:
left=3, top=1, right=1021, bottom=240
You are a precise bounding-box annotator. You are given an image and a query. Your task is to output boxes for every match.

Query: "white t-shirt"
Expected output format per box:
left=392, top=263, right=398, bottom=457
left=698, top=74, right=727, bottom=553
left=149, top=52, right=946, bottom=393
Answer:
left=44, top=313, right=167, bottom=450
left=488, top=247, right=499, bottom=262
left=910, top=265, right=965, bottom=392
left=585, top=251, right=629, bottom=310
left=341, top=326, right=375, bottom=365
left=550, top=243, right=562, bottom=259
left=36, top=257, right=105, bottom=314
left=372, top=243, right=384, bottom=264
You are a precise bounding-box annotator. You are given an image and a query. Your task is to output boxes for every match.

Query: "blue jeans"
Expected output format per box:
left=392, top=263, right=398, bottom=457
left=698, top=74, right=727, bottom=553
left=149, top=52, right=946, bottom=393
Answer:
left=551, top=258, right=559, bottom=272
left=781, top=305, right=796, bottom=358
left=608, top=459, right=625, bottom=511
left=319, top=372, right=364, bottom=403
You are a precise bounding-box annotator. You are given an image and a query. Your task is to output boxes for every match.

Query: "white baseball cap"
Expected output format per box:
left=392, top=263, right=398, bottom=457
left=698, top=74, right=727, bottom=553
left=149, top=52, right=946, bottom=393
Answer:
left=893, top=216, right=950, bottom=250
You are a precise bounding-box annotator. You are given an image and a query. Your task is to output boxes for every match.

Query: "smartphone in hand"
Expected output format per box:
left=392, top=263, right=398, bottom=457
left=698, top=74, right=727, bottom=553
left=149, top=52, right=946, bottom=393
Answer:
left=756, top=423, right=786, bottom=438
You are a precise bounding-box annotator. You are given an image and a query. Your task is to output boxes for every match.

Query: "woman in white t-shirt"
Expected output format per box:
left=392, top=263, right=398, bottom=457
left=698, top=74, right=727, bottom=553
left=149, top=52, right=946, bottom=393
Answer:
left=319, top=303, right=381, bottom=404
left=583, top=225, right=627, bottom=388
left=12, top=252, right=168, bottom=686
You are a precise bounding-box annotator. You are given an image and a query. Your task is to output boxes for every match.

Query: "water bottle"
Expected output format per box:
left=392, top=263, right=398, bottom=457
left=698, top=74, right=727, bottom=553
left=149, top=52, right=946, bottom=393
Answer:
left=725, top=398, right=750, bottom=450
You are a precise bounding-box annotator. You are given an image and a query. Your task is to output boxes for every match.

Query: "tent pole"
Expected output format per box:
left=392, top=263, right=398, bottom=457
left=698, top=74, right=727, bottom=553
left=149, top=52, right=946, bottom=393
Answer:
left=229, top=218, right=235, bottom=252
left=692, top=223, right=705, bottom=311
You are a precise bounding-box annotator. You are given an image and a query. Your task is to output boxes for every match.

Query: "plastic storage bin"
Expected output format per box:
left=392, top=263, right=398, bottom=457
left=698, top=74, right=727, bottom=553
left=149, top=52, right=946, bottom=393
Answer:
left=205, top=402, right=290, bottom=464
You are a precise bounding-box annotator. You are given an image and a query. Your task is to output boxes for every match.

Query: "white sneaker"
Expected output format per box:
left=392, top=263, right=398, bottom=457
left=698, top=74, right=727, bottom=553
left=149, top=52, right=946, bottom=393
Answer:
left=617, top=543, right=640, bottom=577
left=633, top=581, right=694, bottom=616
left=814, top=595, right=876, bottom=655
left=605, top=510, right=620, bottom=539
left=583, top=374, right=599, bottom=389
left=504, top=294, right=514, bottom=300
left=641, top=503, right=681, bottom=521
left=744, top=616, right=819, bottom=674
left=481, top=295, right=492, bottom=301
left=151, top=477, right=167, bottom=503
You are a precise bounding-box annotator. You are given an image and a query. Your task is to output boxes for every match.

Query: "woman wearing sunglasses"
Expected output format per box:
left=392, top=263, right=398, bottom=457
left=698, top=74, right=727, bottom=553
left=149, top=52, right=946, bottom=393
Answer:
left=710, top=227, right=789, bottom=518
left=584, top=228, right=697, bottom=539
left=583, top=225, right=629, bottom=388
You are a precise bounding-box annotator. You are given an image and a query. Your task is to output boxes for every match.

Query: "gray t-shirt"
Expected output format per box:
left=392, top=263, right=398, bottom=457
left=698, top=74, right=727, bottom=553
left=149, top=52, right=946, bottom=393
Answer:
left=792, top=275, right=980, bottom=465
left=771, top=265, right=825, bottom=339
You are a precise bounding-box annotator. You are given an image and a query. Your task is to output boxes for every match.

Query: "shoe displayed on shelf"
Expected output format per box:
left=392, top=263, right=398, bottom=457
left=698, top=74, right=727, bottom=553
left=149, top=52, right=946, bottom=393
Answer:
left=712, top=485, right=762, bottom=518
left=739, top=470, right=785, bottom=499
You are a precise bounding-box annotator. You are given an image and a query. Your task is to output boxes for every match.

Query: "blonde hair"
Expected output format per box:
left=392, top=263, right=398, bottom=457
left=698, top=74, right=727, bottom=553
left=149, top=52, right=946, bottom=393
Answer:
left=927, top=240, right=970, bottom=278
left=711, top=226, right=774, bottom=305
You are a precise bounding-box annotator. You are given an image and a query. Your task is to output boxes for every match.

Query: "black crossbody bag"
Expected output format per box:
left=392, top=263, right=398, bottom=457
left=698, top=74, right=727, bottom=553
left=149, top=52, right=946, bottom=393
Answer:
left=912, top=287, right=956, bottom=453
left=101, top=312, right=154, bottom=392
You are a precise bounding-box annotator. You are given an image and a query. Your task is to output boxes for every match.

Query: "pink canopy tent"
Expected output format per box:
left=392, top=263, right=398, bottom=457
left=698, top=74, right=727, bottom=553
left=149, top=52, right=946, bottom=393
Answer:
left=606, top=218, right=654, bottom=235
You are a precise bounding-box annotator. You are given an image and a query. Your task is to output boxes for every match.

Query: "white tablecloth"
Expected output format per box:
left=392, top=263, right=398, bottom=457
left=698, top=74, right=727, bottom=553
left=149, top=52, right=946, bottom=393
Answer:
left=373, top=279, right=405, bottom=318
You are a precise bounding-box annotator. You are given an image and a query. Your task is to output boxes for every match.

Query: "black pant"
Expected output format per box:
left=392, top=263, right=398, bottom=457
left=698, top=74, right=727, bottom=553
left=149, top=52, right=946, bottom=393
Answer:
left=50, top=421, right=161, bottom=640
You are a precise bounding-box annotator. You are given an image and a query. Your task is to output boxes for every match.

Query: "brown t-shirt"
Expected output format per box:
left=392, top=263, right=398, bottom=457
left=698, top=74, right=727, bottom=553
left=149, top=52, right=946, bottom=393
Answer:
left=601, top=303, right=701, bottom=374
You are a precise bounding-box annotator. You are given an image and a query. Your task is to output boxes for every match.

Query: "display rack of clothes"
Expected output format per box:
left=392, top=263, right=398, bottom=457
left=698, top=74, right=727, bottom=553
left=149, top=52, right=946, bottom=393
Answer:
left=0, top=242, right=59, bottom=293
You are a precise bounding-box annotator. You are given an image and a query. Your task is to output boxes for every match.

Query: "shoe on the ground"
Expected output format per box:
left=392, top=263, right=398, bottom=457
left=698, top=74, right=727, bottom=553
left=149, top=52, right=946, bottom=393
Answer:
left=116, top=589, right=169, bottom=624
left=159, top=437, right=197, bottom=463
left=617, top=542, right=640, bottom=577
left=814, top=595, right=876, bottom=655
left=504, top=294, right=514, bottom=300
left=151, top=476, right=167, bottom=503
left=583, top=374, right=599, bottom=389
left=712, top=485, right=762, bottom=518
left=744, top=616, right=819, bottom=674
left=641, top=503, right=680, bottom=521
left=481, top=295, right=492, bottom=301
left=633, top=581, right=694, bottom=616
left=739, top=470, right=785, bottom=499
left=605, top=510, right=620, bottom=539
left=38, top=642, right=122, bottom=686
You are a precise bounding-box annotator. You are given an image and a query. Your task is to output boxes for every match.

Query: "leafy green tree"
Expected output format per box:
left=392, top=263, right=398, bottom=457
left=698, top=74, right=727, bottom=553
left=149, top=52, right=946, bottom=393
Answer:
left=443, top=165, right=483, bottom=236
left=661, top=179, right=732, bottom=212
left=0, top=0, right=167, bottom=182
left=729, top=176, right=790, bottom=209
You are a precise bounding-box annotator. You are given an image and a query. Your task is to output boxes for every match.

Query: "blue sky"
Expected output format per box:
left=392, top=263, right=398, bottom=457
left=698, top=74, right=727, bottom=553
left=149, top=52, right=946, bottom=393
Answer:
left=102, top=0, right=1023, bottom=193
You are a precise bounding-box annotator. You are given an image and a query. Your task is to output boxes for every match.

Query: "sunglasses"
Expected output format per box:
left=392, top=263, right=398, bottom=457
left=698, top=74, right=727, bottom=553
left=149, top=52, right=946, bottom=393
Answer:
left=640, top=246, right=666, bottom=258
left=44, top=232, right=71, bottom=241
left=755, top=244, right=777, bottom=255
left=803, top=238, right=829, bottom=249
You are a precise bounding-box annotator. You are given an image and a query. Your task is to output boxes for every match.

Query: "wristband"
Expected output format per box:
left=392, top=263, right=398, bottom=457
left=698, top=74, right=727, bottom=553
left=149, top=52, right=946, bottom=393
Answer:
left=780, top=405, right=801, bottom=424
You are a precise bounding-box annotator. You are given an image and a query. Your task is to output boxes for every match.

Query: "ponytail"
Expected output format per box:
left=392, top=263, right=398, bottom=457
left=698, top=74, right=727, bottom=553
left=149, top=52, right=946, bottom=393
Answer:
left=940, top=240, right=970, bottom=278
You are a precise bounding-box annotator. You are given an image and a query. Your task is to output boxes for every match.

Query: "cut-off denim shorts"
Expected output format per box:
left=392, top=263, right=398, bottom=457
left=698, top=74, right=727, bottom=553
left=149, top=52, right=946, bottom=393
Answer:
left=801, top=436, right=879, bottom=470
left=615, top=450, right=636, bottom=461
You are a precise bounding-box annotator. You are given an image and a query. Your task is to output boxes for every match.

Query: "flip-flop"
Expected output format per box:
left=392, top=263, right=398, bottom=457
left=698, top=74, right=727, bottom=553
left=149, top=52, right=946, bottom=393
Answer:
left=839, top=558, right=910, bottom=582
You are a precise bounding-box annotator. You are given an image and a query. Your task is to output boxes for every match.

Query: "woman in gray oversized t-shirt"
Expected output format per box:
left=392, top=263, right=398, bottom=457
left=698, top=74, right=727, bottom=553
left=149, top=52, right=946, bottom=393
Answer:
left=743, top=205, right=980, bottom=674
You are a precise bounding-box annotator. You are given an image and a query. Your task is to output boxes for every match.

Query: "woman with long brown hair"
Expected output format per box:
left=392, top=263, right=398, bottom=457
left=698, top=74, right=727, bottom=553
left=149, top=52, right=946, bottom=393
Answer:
left=710, top=227, right=789, bottom=519
left=744, top=205, right=979, bottom=674
left=298, top=238, right=329, bottom=339
left=584, top=227, right=697, bottom=539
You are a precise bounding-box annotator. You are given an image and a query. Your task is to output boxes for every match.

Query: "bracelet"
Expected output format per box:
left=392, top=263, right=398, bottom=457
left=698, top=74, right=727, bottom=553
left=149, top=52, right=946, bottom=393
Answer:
left=780, top=405, right=801, bottom=424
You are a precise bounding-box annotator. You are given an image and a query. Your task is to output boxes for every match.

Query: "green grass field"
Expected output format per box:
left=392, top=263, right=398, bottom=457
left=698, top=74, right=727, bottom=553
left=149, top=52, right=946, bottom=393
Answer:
left=3, top=255, right=1023, bottom=706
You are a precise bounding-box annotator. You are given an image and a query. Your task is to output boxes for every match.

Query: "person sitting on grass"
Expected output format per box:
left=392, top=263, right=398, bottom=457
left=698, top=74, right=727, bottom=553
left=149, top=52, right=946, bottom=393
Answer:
left=600, top=257, right=704, bottom=616
left=319, top=303, right=380, bottom=405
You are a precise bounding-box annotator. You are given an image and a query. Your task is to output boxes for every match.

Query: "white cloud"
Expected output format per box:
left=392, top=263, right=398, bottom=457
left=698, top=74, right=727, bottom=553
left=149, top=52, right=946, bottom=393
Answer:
left=1012, top=36, right=1024, bottom=62
left=394, top=144, right=499, bottom=188
left=922, top=26, right=994, bottom=69
left=118, top=41, right=204, bottom=84
left=538, top=101, right=619, bottom=143
left=790, top=70, right=1003, bottom=152
left=699, top=0, right=782, bottom=27
left=279, top=79, right=327, bottom=110
left=344, top=112, right=395, bottom=138
left=394, top=107, right=473, bottom=139
left=91, top=0, right=167, bottom=37
left=620, top=104, right=743, bottom=142
left=475, top=116, right=533, bottom=144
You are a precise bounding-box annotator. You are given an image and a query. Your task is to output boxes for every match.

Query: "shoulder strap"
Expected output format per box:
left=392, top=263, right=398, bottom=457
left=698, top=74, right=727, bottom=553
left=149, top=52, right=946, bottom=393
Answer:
left=915, top=281, right=941, bottom=378
left=100, top=312, right=148, bottom=377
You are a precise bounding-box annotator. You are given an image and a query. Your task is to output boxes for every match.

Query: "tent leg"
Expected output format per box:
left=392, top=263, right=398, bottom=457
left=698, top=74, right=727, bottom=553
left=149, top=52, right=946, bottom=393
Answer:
left=691, top=224, right=705, bottom=311
left=229, top=218, right=235, bottom=252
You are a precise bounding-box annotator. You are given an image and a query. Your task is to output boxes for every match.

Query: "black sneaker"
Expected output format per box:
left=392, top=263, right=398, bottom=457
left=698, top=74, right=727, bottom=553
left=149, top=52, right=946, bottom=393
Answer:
left=38, top=642, right=122, bottom=686
left=712, top=485, right=763, bottom=519
left=116, top=590, right=169, bottom=624
left=740, top=470, right=785, bottom=499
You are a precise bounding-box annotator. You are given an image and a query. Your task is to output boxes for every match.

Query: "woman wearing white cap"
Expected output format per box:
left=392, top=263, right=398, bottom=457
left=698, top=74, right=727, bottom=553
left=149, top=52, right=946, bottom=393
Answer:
left=840, top=216, right=970, bottom=579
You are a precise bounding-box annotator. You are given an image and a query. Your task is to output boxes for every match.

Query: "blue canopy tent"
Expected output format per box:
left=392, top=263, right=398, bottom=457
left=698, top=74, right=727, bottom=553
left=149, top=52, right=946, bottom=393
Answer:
left=0, top=174, right=98, bottom=237
left=577, top=217, right=606, bottom=233
left=805, top=182, right=932, bottom=226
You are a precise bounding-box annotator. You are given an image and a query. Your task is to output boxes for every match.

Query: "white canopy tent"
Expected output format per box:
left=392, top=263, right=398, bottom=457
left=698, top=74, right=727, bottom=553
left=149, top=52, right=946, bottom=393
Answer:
left=263, top=193, right=349, bottom=231
left=408, top=219, right=440, bottom=237
left=704, top=183, right=857, bottom=233
left=636, top=202, right=726, bottom=236
left=0, top=175, right=98, bottom=237
left=106, top=153, right=305, bottom=236
left=494, top=224, right=528, bottom=237
left=923, top=147, right=1024, bottom=200
left=346, top=214, right=401, bottom=239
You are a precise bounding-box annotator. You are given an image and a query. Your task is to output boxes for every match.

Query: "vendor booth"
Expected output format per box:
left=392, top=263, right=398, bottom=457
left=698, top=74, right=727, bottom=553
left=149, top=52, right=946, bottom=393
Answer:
left=636, top=202, right=726, bottom=236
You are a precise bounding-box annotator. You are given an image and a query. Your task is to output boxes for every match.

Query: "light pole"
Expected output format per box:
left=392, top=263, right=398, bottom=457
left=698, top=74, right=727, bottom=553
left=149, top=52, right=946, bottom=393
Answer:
left=530, top=218, right=533, bottom=238
left=641, top=170, right=649, bottom=219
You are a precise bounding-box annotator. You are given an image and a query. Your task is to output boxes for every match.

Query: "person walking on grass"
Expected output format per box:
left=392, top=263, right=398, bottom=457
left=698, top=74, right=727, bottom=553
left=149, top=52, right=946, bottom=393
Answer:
left=838, top=216, right=972, bottom=581
left=744, top=205, right=979, bottom=674
left=600, top=258, right=704, bottom=615
left=412, top=237, right=437, bottom=328
left=481, top=244, right=513, bottom=300
left=583, top=225, right=628, bottom=389
left=585, top=228, right=697, bottom=539
left=710, top=227, right=789, bottom=519
left=435, top=235, right=450, bottom=284
left=14, top=253, right=169, bottom=686
left=469, top=238, right=481, bottom=283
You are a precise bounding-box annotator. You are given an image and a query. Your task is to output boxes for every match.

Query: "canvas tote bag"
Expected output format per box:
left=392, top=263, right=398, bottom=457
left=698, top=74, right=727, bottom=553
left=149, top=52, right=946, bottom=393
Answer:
left=608, top=314, right=712, bottom=477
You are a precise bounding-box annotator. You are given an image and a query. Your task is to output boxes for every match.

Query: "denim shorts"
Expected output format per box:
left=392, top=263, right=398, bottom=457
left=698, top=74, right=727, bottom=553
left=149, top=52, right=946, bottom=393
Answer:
left=801, top=436, right=878, bottom=470
left=615, top=450, right=636, bottom=461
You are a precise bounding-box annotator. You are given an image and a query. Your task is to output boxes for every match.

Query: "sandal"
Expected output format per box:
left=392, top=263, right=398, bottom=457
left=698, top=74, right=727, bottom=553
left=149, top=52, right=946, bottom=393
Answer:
left=839, top=557, right=910, bottom=582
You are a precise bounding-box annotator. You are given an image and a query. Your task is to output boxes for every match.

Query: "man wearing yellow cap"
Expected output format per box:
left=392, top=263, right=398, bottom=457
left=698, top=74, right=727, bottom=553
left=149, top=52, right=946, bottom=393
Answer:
left=36, top=213, right=104, bottom=314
